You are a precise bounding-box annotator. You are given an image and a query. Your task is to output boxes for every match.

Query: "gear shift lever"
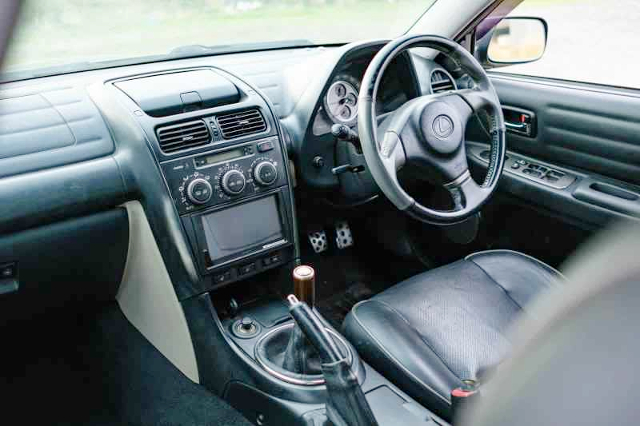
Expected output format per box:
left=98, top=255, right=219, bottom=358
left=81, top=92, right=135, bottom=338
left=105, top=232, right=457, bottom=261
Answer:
left=293, top=265, right=315, bottom=307
left=287, top=295, right=378, bottom=426
left=283, top=265, right=318, bottom=374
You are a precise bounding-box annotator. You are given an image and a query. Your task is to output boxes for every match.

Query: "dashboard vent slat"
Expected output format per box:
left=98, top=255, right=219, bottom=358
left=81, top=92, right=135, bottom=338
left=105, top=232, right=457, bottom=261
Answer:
left=430, top=70, right=456, bottom=94
left=217, top=108, right=266, bottom=139
left=156, top=120, right=210, bottom=153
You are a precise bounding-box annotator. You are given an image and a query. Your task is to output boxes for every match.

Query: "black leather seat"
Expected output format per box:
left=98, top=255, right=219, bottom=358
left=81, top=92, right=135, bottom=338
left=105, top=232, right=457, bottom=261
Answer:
left=342, top=250, right=564, bottom=420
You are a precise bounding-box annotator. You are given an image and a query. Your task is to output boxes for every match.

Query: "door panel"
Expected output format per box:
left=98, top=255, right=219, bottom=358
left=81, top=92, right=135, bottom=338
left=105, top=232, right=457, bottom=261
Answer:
left=467, top=74, right=640, bottom=228
left=490, top=74, right=640, bottom=186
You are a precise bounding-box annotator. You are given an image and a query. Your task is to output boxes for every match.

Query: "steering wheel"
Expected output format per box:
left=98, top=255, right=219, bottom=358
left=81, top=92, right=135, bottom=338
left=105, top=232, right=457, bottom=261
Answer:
left=358, top=35, right=506, bottom=224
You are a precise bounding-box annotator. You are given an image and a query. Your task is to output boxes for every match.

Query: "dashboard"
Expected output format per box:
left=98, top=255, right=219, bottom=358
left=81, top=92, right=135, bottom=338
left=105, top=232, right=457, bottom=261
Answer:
left=0, top=39, right=456, bottom=313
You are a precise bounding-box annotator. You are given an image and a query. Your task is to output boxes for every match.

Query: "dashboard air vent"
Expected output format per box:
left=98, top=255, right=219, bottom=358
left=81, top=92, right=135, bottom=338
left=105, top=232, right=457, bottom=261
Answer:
left=156, top=120, right=210, bottom=153
left=217, top=108, right=267, bottom=139
left=430, top=70, right=456, bottom=94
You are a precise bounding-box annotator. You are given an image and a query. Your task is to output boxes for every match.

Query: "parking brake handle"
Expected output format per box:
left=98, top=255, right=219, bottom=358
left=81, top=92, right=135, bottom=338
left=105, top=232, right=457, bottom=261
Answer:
left=287, top=295, right=379, bottom=426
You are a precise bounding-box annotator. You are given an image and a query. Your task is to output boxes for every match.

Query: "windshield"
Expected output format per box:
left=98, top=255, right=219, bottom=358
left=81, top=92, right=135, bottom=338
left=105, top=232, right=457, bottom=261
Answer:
left=3, top=0, right=436, bottom=80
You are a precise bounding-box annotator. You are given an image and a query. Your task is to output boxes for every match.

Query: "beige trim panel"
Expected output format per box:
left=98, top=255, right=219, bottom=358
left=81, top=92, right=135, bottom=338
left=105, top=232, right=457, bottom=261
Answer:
left=117, top=201, right=200, bottom=383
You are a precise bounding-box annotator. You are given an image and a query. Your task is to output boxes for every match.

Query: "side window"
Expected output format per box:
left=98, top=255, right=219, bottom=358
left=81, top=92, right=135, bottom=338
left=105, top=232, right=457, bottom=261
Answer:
left=478, top=0, right=640, bottom=90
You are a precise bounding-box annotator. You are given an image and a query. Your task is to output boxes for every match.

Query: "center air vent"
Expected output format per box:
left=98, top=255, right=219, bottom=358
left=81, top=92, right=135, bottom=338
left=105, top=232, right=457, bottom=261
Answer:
left=217, top=108, right=267, bottom=139
left=156, top=120, right=210, bottom=153
left=430, top=70, right=456, bottom=94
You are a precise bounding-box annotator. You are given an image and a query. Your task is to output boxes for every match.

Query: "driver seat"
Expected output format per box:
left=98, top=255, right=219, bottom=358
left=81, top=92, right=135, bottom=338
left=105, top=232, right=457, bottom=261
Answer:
left=342, top=249, right=563, bottom=421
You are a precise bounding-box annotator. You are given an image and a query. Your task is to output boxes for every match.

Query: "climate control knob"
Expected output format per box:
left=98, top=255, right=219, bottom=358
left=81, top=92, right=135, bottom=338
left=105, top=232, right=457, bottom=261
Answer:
left=186, top=178, right=213, bottom=205
left=253, top=161, right=278, bottom=186
left=221, top=170, right=246, bottom=195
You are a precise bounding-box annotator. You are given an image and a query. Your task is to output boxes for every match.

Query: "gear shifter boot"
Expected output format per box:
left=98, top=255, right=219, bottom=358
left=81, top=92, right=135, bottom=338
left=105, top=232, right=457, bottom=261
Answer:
left=254, top=322, right=351, bottom=384
left=282, top=324, right=321, bottom=374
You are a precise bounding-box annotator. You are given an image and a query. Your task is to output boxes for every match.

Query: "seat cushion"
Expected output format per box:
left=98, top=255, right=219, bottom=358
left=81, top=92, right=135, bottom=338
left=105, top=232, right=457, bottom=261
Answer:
left=342, top=250, right=563, bottom=420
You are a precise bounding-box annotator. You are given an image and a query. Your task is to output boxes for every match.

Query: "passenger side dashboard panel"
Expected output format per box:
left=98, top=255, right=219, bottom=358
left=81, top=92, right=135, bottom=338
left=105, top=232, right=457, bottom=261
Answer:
left=0, top=85, right=114, bottom=178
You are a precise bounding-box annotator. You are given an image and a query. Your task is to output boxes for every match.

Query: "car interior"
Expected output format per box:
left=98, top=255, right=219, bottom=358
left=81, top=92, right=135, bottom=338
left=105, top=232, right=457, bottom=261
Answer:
left=1, top=0, right=639, bottom=425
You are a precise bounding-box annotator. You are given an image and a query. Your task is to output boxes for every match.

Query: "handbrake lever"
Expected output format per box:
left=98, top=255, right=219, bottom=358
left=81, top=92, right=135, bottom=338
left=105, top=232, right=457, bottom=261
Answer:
left=287, top=295, right=379, bottom=426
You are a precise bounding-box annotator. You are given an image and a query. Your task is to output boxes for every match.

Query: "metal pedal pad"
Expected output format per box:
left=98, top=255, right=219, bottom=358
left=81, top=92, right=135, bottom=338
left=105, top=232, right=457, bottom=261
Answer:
left=335, top=221, right=354, bottom=249
left=308, top=230, right=328, bottom=253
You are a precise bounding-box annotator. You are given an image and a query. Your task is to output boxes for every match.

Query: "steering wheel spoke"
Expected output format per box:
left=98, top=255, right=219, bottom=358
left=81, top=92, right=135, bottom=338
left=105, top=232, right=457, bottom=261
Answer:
left=445, top=172, right=488, bottom=212
left=457, top=88, right=504, bottom=130
left=379, top=130, right=406, bottom=178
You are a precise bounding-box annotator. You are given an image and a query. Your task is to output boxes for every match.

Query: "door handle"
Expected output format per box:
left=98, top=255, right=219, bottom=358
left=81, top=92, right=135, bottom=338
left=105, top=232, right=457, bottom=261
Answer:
left=502, top=106, right=536, bottom=137
left=505, top=121, right=528, bottom=130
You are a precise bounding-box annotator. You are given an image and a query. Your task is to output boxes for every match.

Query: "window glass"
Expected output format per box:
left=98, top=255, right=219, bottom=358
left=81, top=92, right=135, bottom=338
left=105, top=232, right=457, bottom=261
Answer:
left=488, top=0, right=640, bottom=89
left=3, top=0, right=436, bottom=79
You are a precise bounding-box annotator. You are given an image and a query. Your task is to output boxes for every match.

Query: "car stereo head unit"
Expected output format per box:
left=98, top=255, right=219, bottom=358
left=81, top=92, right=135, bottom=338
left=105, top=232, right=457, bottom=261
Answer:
left=181, top=187, right=295, bottom=286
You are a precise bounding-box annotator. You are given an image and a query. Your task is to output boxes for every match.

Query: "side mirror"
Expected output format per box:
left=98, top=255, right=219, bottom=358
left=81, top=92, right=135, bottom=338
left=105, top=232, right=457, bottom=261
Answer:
left=476, top=17, right=548, bottom=67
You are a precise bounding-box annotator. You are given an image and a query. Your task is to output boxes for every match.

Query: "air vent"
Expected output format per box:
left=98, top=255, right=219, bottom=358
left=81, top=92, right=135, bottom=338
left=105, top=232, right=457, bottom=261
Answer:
left=430, top=70, right=456, bottom=94
left=156, top=120, right=210, bottom=153
left=217, top=108, right=267, bottom=139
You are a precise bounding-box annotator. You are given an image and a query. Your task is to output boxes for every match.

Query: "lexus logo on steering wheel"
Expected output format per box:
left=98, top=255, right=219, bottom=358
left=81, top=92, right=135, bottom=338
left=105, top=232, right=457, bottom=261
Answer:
left=432, top=115, right=454, bottom=139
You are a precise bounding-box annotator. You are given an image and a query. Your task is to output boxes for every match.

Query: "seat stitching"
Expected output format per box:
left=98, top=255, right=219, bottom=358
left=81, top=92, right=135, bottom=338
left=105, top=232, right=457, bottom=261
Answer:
left=465, top=249, right=566, bottom=281
left=350, top=300, right=453, bottom=404
left=466, top=258, right=525, bottom=311
left=369, top=299, right=463, bottom=381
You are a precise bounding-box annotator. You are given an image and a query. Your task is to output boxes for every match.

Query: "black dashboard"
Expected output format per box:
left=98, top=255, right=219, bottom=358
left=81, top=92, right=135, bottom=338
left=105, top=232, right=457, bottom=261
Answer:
left=0, top=40, right=456, bottom=315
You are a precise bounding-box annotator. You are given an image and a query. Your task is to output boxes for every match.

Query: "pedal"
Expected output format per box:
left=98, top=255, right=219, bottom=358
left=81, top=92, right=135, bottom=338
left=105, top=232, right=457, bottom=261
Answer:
left=335, top=221, right=354, bottom=249
left=308, top=230, right=328, bottom=253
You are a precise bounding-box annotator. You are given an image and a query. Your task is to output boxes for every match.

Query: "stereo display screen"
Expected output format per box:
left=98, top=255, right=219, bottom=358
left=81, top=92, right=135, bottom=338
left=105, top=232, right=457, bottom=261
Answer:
left=201, top=195, right=284, bottom=262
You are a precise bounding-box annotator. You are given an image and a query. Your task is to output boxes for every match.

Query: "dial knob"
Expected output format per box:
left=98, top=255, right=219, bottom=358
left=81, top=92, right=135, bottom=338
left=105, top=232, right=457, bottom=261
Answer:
left=253, top=161, right=278, bottom=186
left=221, top=169, right=246, bottom=195
left=186, top=178, right=213, bottom=205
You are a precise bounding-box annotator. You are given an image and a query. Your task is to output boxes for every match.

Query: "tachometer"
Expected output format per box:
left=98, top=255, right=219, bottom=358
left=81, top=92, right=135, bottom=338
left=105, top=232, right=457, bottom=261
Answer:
left=324, top=75, right=360, bottom=125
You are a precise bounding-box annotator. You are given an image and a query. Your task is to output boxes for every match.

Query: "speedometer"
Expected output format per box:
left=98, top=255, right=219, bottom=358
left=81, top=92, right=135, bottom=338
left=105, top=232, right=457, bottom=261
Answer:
left=324, top=75, right=360, bottom=125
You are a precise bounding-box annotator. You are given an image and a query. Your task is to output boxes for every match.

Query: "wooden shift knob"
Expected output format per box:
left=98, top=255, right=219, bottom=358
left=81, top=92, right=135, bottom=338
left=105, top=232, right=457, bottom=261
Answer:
left=293, top=265, right=315, bottom=307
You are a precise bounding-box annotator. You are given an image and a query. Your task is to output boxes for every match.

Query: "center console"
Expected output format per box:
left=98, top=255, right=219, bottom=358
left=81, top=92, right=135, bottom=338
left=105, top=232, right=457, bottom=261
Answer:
left=110, top=66, right=446, bottom=426
left=161, top=136, right=295, bottom=286
left=112, top=66, right=297, bottom=291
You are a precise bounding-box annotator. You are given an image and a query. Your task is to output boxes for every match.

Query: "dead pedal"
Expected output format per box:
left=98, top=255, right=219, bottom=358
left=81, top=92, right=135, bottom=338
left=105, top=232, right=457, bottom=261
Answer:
left=335, top=221, right=353, bottom=249
left=308, top=230, right=328, bottom=253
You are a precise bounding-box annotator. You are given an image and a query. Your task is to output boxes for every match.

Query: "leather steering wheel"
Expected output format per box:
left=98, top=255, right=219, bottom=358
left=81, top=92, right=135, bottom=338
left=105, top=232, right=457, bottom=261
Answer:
left=358, top=35, right=506, bottom=224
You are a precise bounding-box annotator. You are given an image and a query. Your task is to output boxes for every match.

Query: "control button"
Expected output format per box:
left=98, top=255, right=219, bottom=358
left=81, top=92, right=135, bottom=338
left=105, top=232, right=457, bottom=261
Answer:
left=240, top=317, right=255, bottom=332
left=523, top=169, right=542, bottom=177
left=517, top=159, right=527, bottom=166
left=186, top=178, right=213, bottom=205
left=312, top=156, right=325, bottom=169
left=263, top=257, right=272, bottom=266
left=213, top=270, right=231, bottom=284
left=232, top=316, right=260, bottom=339
left=257, top=141, right=274, bottom=152
left=254, top=161, right=278, bottom=186
left=511, top=163, right=521, bottom=170
left=239, top=263, right=256, bottom=275
left=270, top=254, right=281, bottom=264
left=221, top=170, right=246, bottom=195
left=548, top=170, right=565, bottom=178
left=0, top=263, right=15, bottom=278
